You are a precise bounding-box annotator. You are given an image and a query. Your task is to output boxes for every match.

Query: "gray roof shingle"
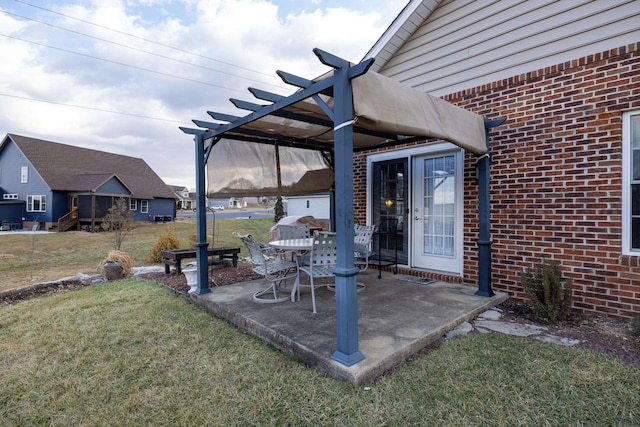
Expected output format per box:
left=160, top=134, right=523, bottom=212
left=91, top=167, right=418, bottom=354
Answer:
left=5, top=134, right=176, bottom=199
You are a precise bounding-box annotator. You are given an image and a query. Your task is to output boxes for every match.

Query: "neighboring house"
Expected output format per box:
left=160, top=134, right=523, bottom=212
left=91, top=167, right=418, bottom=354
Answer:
left=228, top=197, right=248, bottom=208
left=285, top=169, right=333, bottom=219
left=287, top=194, right=330, bottom=219
left=0, top=134, right=177, bottom=231
left=354, top=0, right=640, bottom=318
left=170, top=185, right=195, bottom=210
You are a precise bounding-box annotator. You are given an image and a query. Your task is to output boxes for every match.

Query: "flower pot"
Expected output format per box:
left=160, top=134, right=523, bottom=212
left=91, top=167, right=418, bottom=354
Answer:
left=183, top=266, right=198, bottom=293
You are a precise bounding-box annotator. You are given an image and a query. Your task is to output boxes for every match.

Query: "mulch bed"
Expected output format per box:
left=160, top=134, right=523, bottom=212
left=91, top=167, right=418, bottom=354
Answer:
left=0, top=278, right=97, bottom=307
left=498, top=299, right=640, bottom=368
left=137, top=265, right=261, bottom=294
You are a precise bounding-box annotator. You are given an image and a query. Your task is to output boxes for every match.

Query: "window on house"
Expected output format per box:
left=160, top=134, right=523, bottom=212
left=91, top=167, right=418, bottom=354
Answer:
left=624, top=111, right=640, bottom=253
left=141, top=200, right=149, bottom=213
left=306, top=200, right=310, bottom=209
left=21, top=166, right=28, bottom=183
left=27, top=195, right=46, bottom=212
left=130, top=199, right=137, bottom=210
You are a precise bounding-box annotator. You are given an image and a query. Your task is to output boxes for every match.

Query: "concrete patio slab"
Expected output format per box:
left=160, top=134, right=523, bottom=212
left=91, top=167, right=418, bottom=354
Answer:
left=191, top=269, right=508, bottom=385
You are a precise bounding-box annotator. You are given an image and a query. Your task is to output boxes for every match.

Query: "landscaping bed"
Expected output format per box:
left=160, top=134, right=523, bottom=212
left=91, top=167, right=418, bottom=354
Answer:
left=137, top=264, right=260, bottom=292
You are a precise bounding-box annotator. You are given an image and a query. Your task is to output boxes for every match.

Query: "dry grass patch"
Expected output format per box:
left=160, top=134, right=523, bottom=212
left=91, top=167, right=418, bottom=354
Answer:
left=0, top=217, right=273, bottom=292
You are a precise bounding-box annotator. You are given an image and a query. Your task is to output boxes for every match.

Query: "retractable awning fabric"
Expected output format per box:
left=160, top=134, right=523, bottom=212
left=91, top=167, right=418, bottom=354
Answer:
left=203, top=69, right=486, bottom=153
left=206, top=139, right=331, bottom=197
left=351, top=71, right=486, bottom=155
left=203, top=69, right=486, bottom=198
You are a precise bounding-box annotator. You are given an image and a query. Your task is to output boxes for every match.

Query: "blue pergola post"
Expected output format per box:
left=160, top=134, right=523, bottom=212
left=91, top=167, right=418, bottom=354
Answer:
left=315, top=50, right=365, bottom=366
left=475, top=118, right=505, bottom=297
left=194, top=132, right=211, bottom=295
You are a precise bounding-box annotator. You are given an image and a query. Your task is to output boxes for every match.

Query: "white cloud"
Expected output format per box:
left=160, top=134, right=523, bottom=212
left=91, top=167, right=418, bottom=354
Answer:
left=0, top=0, right=405, bottom=189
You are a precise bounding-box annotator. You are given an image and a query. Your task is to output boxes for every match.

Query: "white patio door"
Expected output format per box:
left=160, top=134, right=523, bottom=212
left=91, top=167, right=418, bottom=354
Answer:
left=411, top=151, right=463, bottom=274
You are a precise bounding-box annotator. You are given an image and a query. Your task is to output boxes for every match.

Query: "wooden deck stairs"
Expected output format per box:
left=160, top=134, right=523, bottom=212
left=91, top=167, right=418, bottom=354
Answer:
left=57, top=209, right=79, bottom=232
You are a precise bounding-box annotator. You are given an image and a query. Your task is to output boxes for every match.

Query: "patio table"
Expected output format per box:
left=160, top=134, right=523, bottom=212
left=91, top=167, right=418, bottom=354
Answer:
left=268, top=238, right=313, bottom=302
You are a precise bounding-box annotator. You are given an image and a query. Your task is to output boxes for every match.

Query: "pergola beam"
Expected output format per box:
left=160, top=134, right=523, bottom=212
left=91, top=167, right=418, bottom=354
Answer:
left=208, top=111, right=241, bottom=123
left=192, top=120, right=221, bottom=129
left=201, top=76, right=335, bottom=140
left=230, top=99, right=400, bottom=142
left=277, top=70, right=313, bottom=88
left=248, top=87, right=283, bottom=103
left=230, top=98, right=264, bottom=112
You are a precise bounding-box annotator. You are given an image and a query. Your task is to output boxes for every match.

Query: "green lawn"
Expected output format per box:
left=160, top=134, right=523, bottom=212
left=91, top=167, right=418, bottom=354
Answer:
left=0, top=216, right=273, bottom=292
left=1, top=278, right=638, bottom=426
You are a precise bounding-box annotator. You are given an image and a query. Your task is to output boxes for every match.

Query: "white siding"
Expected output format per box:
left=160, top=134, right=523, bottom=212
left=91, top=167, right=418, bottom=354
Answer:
left=368, top=0, right=442, bottom=67
left=287, top=195, right=330, bottom=219
left=375, top=0, right=640, bottom=96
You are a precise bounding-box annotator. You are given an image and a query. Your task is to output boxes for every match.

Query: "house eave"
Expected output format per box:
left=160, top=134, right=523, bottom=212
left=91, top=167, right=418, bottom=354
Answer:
left=363, top=0, right=442, bottom=72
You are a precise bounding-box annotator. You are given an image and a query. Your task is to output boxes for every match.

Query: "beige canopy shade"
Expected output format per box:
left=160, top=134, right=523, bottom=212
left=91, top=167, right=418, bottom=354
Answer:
left=352, top=71, right=486, bottom=155
left=202, top=69, right=486, bottom=197
left=204, top=69, right=486, bottom=154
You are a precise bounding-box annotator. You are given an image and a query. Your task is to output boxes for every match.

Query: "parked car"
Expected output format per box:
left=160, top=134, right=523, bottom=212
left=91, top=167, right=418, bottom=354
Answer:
left=211, top=204, right=225, bottom=210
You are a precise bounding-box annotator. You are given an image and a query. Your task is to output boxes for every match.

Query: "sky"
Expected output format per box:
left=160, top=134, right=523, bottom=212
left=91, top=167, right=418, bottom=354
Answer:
left=0, top=0, right=407, bottom=190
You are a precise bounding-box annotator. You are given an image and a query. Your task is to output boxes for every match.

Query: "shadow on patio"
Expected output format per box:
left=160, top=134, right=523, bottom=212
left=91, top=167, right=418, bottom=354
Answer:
left=191, top=269, right=507, bottom=385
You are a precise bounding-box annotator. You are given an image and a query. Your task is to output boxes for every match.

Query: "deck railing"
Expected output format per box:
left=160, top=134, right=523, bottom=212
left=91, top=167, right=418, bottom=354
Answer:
left=57, top=209, right=78, bottom=232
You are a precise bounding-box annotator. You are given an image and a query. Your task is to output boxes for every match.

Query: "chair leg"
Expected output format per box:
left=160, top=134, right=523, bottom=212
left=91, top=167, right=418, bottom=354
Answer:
left=309, top=274, right=317, bottom=314
left=253, top=276, right=290, bottom=304
left=252, top=284, right=289, bottom=303
left=361, top=256, right=369, bottom=272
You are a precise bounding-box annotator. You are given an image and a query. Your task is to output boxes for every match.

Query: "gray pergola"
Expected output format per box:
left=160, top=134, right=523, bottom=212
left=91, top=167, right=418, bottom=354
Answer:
left=181, top=49, right=503, bottom=367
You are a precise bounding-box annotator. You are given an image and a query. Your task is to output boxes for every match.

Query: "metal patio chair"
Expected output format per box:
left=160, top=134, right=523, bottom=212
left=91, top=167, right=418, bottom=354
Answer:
left=354, top=224, right=377, bottom=272
left=277, top=223, right=311, bottom=240
left=296, top=231, right=337, bottom=313
left=276, top=223, right=311, bottom=262
left=235, top=232, right=297, bottom=304
left=325, top=224, right=376, bottom=294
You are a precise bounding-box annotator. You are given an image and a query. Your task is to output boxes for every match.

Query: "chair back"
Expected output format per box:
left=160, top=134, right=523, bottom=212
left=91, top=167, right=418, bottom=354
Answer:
left=310, top=232, right=337, bottom=267
left=235, top=233, right=267, bottom=268
left=278, top=224, right=311, bottom=240
left=354, top=224, right=377, bottom=256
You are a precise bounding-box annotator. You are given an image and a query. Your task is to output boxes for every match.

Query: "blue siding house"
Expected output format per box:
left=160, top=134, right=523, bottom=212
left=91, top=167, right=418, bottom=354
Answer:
left=0, top=134, right=177, bottom=231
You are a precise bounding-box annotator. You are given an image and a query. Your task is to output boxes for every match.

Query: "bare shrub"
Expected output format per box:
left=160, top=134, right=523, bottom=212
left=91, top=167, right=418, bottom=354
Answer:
left=101, top=198, right=134, bottom=250
left=521, top=260, right=573, bottom=323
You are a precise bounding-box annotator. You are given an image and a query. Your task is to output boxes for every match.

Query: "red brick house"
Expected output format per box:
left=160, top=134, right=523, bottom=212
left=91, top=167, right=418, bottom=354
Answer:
left=355, top=0, right=640, bottom=318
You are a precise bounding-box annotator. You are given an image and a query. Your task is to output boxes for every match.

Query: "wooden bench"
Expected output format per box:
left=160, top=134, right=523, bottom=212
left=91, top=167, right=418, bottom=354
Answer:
left=161, top=247, right=240, bottom=274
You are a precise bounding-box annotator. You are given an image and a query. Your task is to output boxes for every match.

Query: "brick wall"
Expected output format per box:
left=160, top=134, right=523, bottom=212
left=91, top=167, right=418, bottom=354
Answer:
left=354, top=42, right=640, bottom=319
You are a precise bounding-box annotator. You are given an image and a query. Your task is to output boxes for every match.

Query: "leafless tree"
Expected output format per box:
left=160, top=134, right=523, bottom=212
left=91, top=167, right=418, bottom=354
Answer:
left=101, top=197, right=134, bottom=250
